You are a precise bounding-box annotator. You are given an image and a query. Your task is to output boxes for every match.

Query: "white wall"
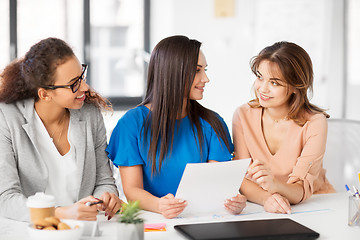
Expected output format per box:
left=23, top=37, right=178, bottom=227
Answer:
left=150, top=0, right=347, bottom=133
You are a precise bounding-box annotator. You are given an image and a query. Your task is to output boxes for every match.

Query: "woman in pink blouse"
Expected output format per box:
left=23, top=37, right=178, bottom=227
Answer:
left=233, top=41, right=335, bottom=214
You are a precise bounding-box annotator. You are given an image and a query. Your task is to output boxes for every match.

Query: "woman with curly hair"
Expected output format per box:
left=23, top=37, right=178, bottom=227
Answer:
left=0, top=37, right=122, bottom=222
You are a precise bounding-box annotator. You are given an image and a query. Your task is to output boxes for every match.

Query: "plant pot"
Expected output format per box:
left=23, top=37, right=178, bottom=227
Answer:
left=117, top=222, right=144, bottom=240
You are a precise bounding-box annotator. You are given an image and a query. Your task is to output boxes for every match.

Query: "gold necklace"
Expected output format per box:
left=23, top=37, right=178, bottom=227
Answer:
left=265, top=109, right=288, bottom=124
left=51, top=111, right=67, bottom=144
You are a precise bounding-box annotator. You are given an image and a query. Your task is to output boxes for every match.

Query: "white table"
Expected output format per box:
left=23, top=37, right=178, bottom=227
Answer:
left=1, top=193, right=359, bottom=239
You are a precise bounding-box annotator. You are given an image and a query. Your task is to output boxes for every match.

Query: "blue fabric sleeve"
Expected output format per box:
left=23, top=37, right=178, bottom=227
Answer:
left=207, top=115, right=234, bottom=161
left=106, top=109, right=144, bottom=167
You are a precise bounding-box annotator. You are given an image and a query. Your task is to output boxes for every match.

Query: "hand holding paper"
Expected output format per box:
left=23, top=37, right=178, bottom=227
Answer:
left=175, top=158, right=251, bottom=216
left=158, top=193, right=187, bottom=219
left=224, top=193, right=247, bottom=215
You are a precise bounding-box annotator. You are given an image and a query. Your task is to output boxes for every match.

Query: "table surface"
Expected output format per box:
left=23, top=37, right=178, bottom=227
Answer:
left=1, top=193, right=359, bottom=240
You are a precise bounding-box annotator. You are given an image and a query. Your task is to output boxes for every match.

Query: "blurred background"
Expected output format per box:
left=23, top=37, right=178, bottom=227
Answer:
left=0, top=0, right=359, bottom=135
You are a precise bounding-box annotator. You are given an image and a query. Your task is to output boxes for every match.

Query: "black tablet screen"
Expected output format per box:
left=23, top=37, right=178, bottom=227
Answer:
left=174, top=218, right=319, bottom=240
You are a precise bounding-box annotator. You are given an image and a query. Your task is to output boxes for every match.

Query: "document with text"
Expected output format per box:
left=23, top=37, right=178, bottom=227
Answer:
left=175, top=158, right=251, bottom=216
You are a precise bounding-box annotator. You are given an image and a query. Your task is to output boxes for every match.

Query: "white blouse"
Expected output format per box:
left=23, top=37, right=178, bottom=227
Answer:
left=34, top=110, right=80, bottom=206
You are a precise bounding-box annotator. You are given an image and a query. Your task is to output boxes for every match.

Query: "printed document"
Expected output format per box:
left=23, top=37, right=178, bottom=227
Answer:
left=175, top=158, right=251, bottom=216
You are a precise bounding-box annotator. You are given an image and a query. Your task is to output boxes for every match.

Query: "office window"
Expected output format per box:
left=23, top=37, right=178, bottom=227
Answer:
left=0, top=0, right=9, bottom=71
left=346, top=0, right=360, bottom=120
left=17, top=0, right=83, bottom=58
left=3, top=0, right=148, bottom=109
left=90, top=0, right=146, bottom=100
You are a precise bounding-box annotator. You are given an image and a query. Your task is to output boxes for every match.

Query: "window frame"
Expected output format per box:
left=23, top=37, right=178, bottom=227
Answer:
left=9, top=0, right=150, bottom=110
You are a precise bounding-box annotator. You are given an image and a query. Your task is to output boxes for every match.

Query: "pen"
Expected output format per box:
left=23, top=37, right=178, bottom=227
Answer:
left=345, top=184, right=354, bottom=196
left=353, top=186, right=360, bottom=200
left=85, top=200, right=104, bottom=206
left=348, top=184, right=360, bottom=226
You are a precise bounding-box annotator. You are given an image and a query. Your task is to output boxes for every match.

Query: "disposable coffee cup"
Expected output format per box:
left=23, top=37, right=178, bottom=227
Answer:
left=26, top=192, right=56, bottom=224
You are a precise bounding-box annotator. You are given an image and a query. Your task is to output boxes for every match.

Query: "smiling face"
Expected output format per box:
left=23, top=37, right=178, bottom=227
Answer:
left=254, top=60, right=294, bottom=110
left=189, top=51, right=210, bottom=100
left=46, top=56, right=89, bottom=109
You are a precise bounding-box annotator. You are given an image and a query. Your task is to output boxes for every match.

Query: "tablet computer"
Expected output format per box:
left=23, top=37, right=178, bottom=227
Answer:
left=174, top=218, right=319, bottom=240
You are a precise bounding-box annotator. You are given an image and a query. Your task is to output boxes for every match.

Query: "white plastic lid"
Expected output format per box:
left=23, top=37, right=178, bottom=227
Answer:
left=26, top=192, right=56, bottom=208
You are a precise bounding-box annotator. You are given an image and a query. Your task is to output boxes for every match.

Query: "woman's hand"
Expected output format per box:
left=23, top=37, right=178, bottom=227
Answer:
left=98, top=192, right=123, bottom=220
left=224, top=194, right=247, bottom=215
left=263, top=193, right=291, bottom=214
left=55, top=196, right=99, bottom=221
left=158, top=193, right=187, bottom=219
left=246, top=159, right=277, bottom=193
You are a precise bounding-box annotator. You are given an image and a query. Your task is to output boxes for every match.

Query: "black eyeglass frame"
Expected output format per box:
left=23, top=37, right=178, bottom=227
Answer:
left=42, top=64, right=88, bottom=93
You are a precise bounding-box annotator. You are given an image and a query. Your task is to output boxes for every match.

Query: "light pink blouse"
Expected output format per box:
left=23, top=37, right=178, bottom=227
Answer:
left=232, top=104, right=334, bottom=202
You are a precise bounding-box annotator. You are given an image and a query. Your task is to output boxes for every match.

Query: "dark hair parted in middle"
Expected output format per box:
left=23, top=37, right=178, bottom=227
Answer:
left=141, top=35, right=231, bottom=174
left=249, top=41, right=329, bottom=126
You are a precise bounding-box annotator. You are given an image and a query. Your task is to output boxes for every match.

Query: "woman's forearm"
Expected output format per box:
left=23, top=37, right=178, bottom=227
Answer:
left=272, top=180, right=304, bottom=204
left=240, top=178, right=272, bottom=205
left=241, top=178, right=304, bottom=205
left=123, top=187, right=161, bottom=213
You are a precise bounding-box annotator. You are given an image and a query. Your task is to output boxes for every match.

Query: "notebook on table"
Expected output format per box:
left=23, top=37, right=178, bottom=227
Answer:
left=174, top=218, right=319, bottom=240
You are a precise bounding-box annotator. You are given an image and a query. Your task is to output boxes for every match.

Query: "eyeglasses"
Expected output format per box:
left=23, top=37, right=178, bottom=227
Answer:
left=42, top=64, right=88, bottom=93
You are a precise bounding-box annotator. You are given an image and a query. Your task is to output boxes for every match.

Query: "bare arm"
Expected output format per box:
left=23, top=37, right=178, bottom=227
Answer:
left=271, top=180, right=304, bottom=204
left=120, top=165, right=158, bottom=211
left=246, top=160, right=304, bottom=204
left=120, top=165, right=187, bottom=219
left=240, top=178, right=291, bottom=214
left=240, top=178, right=271, bottom=205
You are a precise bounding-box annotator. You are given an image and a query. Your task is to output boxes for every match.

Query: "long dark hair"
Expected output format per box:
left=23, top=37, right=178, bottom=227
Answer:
left=141, top=35, right=231, bottom=174
left=249, top=41, right=329, bottom=126
left=0, top=37, right=111, bottom=110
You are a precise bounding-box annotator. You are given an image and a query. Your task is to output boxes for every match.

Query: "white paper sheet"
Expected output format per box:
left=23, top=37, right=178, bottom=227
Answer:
left=175, top=158, right=251, bottom=216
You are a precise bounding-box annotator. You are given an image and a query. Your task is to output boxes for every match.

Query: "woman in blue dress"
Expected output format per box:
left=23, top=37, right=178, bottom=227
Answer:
left=107, top=35, right=246, bottom=218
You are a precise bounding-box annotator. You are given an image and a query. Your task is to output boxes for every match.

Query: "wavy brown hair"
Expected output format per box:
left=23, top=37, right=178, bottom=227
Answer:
left=249, top=41, right=329, bottom=126
left=141, top=35, right=231, bottom=174
left=0, top=37, right=111, bottom=111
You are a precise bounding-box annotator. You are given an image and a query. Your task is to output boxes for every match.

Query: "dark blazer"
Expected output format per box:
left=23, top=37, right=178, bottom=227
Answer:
left=0, top=98, right=118, bottom=221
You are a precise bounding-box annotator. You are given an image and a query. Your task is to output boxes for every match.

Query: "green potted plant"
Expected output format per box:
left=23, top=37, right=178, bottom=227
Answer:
left=117, top=200, right=144, bottom=240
